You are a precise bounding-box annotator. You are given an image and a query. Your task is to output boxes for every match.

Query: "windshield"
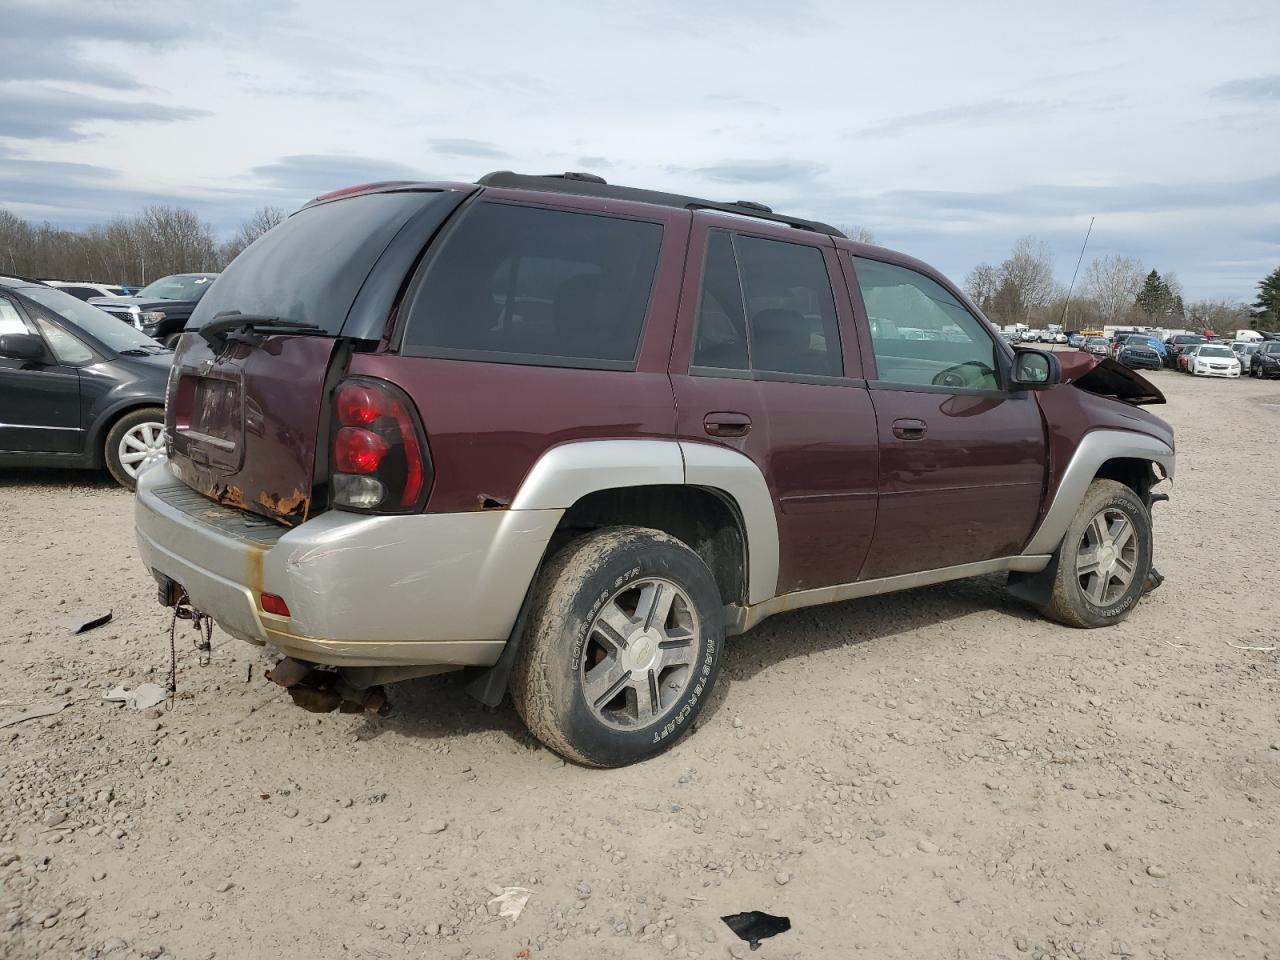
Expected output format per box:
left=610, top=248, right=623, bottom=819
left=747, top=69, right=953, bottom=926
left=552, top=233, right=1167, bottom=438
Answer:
left=19, top=286, right=167, bottom=354
left=1261, top=342, right=1280, bottom=354
left=1198, top=346, right=1234, bottom=358
left=1126, top=336, right=1157, bottom=347
left=1175, top=336, right=1205, bottom=344
left=1087, top=337, right=1107, bottom=345
left=136, top=274, right=216, bottom=301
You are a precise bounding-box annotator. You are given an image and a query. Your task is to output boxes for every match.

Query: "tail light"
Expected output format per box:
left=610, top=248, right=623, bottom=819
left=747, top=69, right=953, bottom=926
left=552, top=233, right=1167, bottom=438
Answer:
left=329, top=377, right=432, bottom=513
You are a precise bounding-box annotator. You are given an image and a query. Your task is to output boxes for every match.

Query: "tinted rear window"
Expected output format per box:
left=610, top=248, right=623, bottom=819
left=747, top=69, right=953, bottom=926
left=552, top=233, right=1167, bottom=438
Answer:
left=189, top=191, right=449, bottom=335
left=401, top=202, right=663, bottom=368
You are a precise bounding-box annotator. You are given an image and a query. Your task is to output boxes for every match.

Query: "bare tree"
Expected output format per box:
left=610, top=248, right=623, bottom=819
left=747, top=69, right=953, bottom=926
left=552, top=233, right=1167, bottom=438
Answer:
left=999, top=236, right=1055, bottom=320
left=1084, top=254, right=1145, bottom=326
left=963, top=262, right=1000, bottom=314
left=833, top=224, right=877, bottom=245
left=1186, top=298, right=1250, bottom=332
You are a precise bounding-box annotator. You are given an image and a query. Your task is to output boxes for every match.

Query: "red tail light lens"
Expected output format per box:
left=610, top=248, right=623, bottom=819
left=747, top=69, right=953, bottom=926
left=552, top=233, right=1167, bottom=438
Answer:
left=260, top=593, right=291, bottom=617
left=330, top=378, right=432, bottom=513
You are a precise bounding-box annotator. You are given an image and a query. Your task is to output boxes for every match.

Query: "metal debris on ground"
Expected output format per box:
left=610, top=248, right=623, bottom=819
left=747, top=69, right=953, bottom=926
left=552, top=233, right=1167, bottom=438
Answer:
left=0, top=701, right=70, bottom=729
left=722, top=910, right=792, bottom=950
left=65, top=610, right=112, bottom=634
left=104, top=683, right=168, bottom=711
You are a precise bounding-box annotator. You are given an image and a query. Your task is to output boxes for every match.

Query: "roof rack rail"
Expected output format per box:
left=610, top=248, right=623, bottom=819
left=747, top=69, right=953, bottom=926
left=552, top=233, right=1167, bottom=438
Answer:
left=475, top=171, right=845, bottom=238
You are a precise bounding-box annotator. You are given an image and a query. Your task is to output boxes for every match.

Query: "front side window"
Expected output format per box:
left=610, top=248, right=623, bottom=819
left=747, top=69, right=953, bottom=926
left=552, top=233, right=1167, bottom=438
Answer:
left=403, top=202, right=663, bottom=367
left=853, top=257, right=999, bottom=391
left=0, top=296, right=29, bottom=336
left=691, top=231, right=843, bottom=378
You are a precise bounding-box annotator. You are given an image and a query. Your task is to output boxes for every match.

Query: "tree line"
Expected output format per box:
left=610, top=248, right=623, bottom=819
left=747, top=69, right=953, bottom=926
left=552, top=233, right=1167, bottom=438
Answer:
left=0, top=205, right=284, bottom=288
left=963, top=237, right=1279, bottom=334
left=3, top=205, right=1278, bottom=332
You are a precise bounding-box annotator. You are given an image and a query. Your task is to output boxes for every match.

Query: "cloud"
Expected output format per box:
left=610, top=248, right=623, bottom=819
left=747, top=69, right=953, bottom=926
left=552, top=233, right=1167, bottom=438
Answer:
left=0, top=86, right=205, bottom=141
left=1207, top=74, right=1280, bottom=102
left=0, top=1, right=198, bottom=90
left=428, top=138, right=509, bottom=159
left=247, top=154, right=429, bottom=196
left=856, top=99, right=1053, bottom=139
left=685, top=160, right=827, bottom=185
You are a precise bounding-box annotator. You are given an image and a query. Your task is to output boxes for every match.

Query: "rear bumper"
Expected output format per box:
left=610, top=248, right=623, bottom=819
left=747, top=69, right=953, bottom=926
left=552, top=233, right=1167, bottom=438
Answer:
left=134, top=462, right=562, bottom=668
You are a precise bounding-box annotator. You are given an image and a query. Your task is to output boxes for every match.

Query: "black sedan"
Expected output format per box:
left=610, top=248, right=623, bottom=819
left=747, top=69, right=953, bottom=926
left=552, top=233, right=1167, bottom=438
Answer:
left=1252, top=340, right=1280, bottom=379
left=0, top=277, right=172, bottom=489
left=89, top=272, right=217, bottom=347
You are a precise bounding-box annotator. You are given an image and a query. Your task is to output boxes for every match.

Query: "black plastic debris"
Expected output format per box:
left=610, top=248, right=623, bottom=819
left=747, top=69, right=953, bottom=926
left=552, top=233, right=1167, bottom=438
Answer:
left=65, top=609, right=112, bottom=634
left=722, top=911, right=791, bottom=950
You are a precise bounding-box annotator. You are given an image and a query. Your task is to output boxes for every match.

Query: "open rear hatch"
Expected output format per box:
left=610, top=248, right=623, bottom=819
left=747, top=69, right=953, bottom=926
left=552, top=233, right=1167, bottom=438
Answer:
left=164, top=184, right=470, bottom=525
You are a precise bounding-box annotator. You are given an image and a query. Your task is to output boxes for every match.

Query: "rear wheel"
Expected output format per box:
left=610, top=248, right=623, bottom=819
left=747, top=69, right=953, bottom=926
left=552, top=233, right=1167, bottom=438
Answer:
left=162, top=333, right=182, bottom=349
left=510, top=526, right=724, bottom=767
left=104, top=407, right=166, bottom=490
left=1038, top=479, right=1153, bottom=628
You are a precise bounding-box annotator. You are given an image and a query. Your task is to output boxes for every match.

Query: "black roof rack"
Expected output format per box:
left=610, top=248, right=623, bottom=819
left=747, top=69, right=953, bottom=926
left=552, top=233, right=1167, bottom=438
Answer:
left=476, top=171, right=846, bottom=238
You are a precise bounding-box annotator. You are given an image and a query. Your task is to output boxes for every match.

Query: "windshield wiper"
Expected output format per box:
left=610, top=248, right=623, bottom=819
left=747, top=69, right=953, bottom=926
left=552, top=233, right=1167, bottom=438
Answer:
left=199, top=313, right=330, bottom=350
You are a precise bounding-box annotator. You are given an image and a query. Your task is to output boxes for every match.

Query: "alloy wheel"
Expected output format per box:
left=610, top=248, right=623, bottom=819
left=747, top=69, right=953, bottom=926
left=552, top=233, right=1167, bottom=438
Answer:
left=580, top=577, right=699, bottom=730
left=1076, top=507, right=1138, bottom=606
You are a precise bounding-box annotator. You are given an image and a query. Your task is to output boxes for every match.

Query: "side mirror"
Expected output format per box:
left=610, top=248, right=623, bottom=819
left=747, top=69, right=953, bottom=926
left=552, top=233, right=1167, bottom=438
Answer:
left=0, top=333, right=46, bottom=362
left=1011, top=349, right=1060, bottom=389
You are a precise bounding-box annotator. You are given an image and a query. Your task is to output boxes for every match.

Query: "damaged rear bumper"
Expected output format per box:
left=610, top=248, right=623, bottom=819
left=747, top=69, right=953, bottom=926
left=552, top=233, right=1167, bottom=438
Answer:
left=134, top=461, right=561, bottom=668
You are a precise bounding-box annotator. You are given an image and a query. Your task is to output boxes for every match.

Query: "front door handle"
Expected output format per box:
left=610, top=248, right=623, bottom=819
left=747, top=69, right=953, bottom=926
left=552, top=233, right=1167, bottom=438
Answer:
left=891, top=418, right=927, bottom=440
left=704, top=411, right=752, bottom=438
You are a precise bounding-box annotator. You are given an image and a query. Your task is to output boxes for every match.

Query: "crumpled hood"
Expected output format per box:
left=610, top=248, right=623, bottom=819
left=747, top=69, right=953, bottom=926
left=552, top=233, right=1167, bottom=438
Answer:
left=1055, top=352, right=1165, bottom=406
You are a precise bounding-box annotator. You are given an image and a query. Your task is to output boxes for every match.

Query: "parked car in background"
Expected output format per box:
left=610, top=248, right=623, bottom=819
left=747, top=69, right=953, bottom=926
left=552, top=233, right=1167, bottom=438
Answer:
left=1230, top=341, right=1259, bottom=369
left=1052, top=331, right=1068, bottom=344
left=1083, top=336, right=1110, bottom=355
left=134, top=172, right=1175, bottom=767
left=1117, top=337, right=1163, bottom=371
left=1187, top=344, right=1240, bottom=377
left=1251, top=340, right=1280, bottom=378
left=89, top=273, right=218, bottom=346
left=1165, top=334, right=1205, bottom=369
left=1067, top=333, right=1084, bottom=348
left=1118, top=333, right=1167, bottom=365
left=43, top=281, right=130, bottom=301
left=0, top=276, right=171, bottom=489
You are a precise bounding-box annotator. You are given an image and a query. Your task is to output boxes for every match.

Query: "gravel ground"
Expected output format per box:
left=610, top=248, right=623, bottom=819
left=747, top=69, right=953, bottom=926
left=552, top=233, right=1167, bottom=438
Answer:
left=2, top=369, right=1278, bottom=960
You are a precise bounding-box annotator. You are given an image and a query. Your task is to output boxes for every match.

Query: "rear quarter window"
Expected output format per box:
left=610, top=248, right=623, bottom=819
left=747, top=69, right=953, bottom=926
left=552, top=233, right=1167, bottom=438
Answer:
left=400, top=202, right=663, bottom=369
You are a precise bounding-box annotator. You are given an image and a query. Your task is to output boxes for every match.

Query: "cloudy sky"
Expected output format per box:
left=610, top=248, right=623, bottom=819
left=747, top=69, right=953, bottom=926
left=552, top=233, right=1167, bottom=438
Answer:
left=1, top=0, right=1277, bottom=299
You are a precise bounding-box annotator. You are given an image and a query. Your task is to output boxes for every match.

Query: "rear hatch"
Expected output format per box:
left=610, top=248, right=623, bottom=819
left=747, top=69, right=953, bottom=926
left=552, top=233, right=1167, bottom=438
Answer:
left=166, top=186, right=470, bottom=525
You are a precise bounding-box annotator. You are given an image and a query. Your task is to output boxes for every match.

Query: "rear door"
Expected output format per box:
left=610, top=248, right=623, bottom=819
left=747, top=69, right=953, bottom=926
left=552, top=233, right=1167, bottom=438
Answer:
left=0, top=293, right=81, bottom=454
left=670, top=215, right=879, bottom=595
left=168, top=188, right=469, bottom=524
left=843, top=254, right=1046, bottom=579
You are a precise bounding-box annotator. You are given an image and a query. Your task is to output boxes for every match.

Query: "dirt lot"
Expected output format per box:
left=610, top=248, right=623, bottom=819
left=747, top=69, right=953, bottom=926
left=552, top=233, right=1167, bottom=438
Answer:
left=2, top=369, right=1278, bottom=960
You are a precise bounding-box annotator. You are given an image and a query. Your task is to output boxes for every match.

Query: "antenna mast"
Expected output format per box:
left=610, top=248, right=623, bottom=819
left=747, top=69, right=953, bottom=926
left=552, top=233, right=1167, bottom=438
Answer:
left=1061, top=216, right=1095, bottom=328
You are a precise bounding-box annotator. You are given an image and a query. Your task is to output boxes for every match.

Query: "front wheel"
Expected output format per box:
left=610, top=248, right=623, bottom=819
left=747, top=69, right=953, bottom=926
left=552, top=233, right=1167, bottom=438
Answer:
left=104, top=407, right=166, bottom=490
left=510, top=526, right=725, bottom=767
left=1037, top=479, right=1153, bottom=628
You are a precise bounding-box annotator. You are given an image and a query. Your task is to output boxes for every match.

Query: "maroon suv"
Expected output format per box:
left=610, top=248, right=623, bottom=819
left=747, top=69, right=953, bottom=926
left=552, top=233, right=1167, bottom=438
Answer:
left=135, top=172, right=1175, bottom=767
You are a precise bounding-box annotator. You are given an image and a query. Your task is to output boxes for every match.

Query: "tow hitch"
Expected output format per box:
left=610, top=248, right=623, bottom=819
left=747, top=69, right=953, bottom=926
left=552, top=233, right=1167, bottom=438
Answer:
left=264, top=657, right=391, bottom=717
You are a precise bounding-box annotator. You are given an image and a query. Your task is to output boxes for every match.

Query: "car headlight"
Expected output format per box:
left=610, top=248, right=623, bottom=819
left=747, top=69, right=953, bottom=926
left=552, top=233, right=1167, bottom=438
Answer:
left=140, top=311, right=166, bottom=328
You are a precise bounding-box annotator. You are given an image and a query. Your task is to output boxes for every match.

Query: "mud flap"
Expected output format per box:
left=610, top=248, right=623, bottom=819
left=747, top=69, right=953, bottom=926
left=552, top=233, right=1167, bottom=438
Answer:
left=1006, top=553, right=1060, bottom=608
left=464, top=579, right=538, bottom=709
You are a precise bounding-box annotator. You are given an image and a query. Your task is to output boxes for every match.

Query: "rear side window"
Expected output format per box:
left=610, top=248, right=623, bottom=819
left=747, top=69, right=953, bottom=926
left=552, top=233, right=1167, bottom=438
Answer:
left=692, top=232, right=843, bottom=378
left=402, top=202, right=663, bottom=368
left=853, top=256, right=998, bottom=391
left=0, top=297, right=28, bottom=336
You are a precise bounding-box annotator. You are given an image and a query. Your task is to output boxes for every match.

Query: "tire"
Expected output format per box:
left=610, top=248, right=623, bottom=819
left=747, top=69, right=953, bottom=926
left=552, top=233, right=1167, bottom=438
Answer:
left=162, top=333, right=182, bottom=349
left=510, top=526, right=725, bottom=768
left=1038, top=479, right=1153, bottom=628
left=104, top=406, right=167, bottom=490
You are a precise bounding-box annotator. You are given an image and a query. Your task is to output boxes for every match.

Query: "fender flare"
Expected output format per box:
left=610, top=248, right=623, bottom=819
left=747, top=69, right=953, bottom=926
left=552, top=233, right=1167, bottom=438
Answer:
left=1022, top=429, right=1175, bottom=557
left=509, top=439, right=780, bottom=605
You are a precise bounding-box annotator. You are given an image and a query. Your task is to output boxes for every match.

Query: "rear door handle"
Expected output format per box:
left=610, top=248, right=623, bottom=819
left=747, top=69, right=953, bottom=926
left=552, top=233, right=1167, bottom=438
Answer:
left=704, top=412, right=752, bottom=437
left=891, top=418, right=927, bottom=440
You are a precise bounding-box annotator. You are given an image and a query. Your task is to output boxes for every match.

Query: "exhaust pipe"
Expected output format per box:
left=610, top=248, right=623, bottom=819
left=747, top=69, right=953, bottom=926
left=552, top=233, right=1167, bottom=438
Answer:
left=264, top=657, right=391, bottom=716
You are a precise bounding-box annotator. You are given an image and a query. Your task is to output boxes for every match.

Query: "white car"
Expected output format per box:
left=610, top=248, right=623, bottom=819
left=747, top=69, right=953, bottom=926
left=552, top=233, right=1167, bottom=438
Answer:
left=1053, top=332, right=1068, bottom=344
left=1189, top=344, right=1241, bottom=378
left=42, top=281, right=130, bottom=301
left=1083, top=336, right=1110, bottom=355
